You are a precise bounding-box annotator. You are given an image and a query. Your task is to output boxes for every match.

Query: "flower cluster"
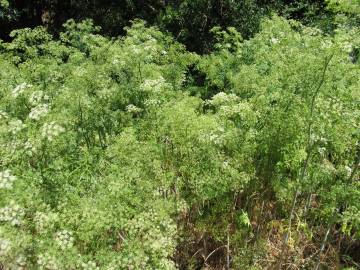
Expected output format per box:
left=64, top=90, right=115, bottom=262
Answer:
left=140, top=76, right=169, bottom=93
left=37, top=253, right=58, bottom=270
left=126, top=104, right=143, bottom=114
left=219, top=102, right=256, bottom=124
left=130, top=45, right=141, bottom=55
left=34, top=211, right=57, bottom=233
left=208, top=132, right=224, bottom=145
left=41, top=122, right=65, bottom=141
left=11, top=255, right=27, bottom=270
left=117, top=253, right=149, bottom=270
left=270, top=37, right=279, bottom=44
left=144, top=98, right=161, bottom=107
left=0, top=169, right=17, bottom=189
left=0, top=201, right=24, bottom=226
left=0, top=110, right=8, bottom=120
left=81, top=261, right=99, bottom=270
left=199, top=127, right=225, bottom=146
left=24, top=140, right=36, bottom=156
left=112, top=56, right=125, bottom=66
left=11, top=82, right=32, bottom=97
left=8, top=119, right=25, bottom=134
left=320, top=40, right=333, bottom=49
left=125, top=209, right=177, bottom=259
left=302, top=27, right=322, bottom=36
left=158, top=258, right=176, bottom=270
left=344, top=165, right=353, bottom=177
left=54, top=230, right=74, bottom=250
left=29, top=90, right=49, bottom=105
left=0, top=238, right=11, bottom=257
left=207, top=92, right=239, bottom=107
left=341, top=41, right=353, bottom=53
left=29, top=104, right=49, bottom=120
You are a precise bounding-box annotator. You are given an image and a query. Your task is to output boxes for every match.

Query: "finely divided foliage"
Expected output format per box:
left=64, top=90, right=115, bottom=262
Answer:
left=0, top=11, right=359, bottom=270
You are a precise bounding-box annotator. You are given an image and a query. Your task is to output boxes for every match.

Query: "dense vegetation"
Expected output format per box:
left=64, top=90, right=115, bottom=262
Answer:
left=0, top=0, right=334, bottom=53
left=0, top=0, right=359, bottom=269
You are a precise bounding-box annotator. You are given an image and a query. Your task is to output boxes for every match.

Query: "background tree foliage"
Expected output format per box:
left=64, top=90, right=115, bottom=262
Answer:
left=0, top=0, right=338, bottom=53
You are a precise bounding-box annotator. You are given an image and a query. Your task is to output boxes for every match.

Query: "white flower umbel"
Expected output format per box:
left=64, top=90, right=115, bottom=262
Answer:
left=0, top=110, right=9, bottom=120
left=0, top=169, right=17, bottom=189
left=24, top=140, right=36, bottom=156
left=270, top=37, right=279, bottom=44
left=9, top=119, right=25, bottom=134
left=140, top=76, right=169, bottom=93
left=12, top=255, right=27, bottom=270
left=29, top=90, right=49, bottom=105
left=55, top=230, right=74, bottom=250
left=29, top=104, right=49, bottom=120
left=37, top=253, right=58, bottom=270
left=144, top=99, right=161, bottom=107
left=126, top=104, right=143, bottom=114
left=207, top=92, right=239, bottom=107
left=41, top=122, right=65, bottom=141
left=0, top=201, right=24, bottom=226
left=11, top=82, right=32, bottom=98
left=0, top=238, right=11, bottom=257
left=81, top=261, right=99, bottom=270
